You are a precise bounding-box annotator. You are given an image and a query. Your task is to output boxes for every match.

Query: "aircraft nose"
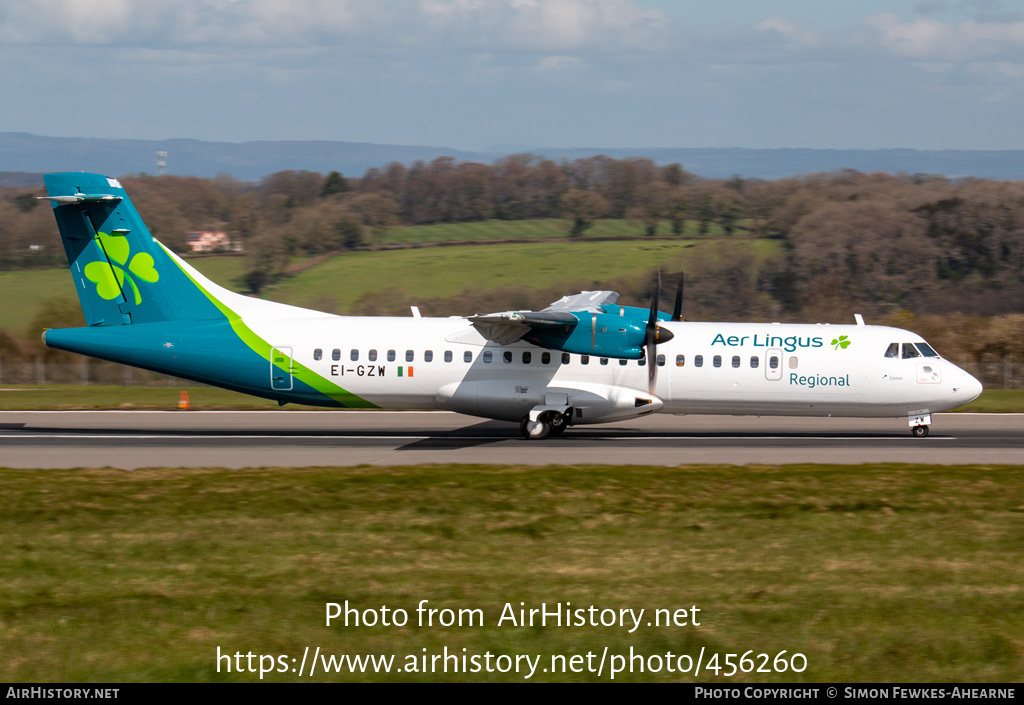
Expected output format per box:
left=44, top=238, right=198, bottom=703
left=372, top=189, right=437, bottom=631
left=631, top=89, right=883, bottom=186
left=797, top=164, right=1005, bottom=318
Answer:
left=958, top=369, right=983, bottom=406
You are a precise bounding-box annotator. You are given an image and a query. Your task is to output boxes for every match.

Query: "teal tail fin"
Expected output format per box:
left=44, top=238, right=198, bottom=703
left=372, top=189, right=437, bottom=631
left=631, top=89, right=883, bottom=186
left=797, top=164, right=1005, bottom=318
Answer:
left=43, top=172, right=222, bottom=325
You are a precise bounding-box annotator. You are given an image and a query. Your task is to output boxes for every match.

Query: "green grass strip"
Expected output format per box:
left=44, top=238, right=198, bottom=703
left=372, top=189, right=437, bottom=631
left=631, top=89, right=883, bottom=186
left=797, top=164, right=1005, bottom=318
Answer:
left=2, top=464, right=1021, bottom=682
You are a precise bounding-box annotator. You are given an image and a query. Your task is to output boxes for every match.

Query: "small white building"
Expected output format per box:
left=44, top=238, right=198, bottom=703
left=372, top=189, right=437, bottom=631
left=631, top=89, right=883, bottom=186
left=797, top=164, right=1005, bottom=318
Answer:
left=186, top=230, right=241, bottom=253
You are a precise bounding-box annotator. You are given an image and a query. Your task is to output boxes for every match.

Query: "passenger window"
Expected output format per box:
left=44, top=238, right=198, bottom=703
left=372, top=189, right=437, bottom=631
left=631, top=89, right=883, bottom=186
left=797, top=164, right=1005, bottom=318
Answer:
left=406, top=350, right=414, bottom=362
left=561, top=353, right=570, bottom=364
left=503, top=351, right=512, bottom=363
left=444, top=351, right=453, bottom=363
left=350, top=349, right=359, bottom=362
left=713, top=355, right=722, bottom=368
left=332, top=349, right=341, bottom=362
left=789, top=356, right=798, bottom=369
left=387, top=350, right=396, bottom=362
left=619, top=359, right=628, bottom=366
left=313, top=348, right=322, bottom=361
left=884, top=343, right=899, bottom=358
left=769, top=356, right=779, bottom=370
left=600, top=358, right=609, bottom=365
left=750, top=356, right=759, bottom=369
left=542, top=352, right=551, bottom=365
left=424, top=350, right=433, bottom=362
left=483, top=351, right=493, bottom=363
left=676, top=354, right=685, bottom=367
left=902, top=343, right=921, bottom=359
left=731, top=355, right=740, bottom=368
left=657, top=354, right=665, bottom=367
left=581, top=355, right=590, bottom=365
left=695, top=355, right=704, bottom=368
left=369, top=349, right=377, bottom=362
left=464, top=351, right=472, bottom=363
left=638, top=358, right=646, bottom=367
left=522, top=351, right=532, bottom=364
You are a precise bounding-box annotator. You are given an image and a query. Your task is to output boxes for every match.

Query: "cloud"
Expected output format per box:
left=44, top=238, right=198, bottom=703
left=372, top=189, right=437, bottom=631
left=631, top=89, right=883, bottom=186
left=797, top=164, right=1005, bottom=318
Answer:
left=862, top=12, right=1024, bottom=60
left=534, top=55, right=584, bottom=72
left=0, top=0, right=372, bottom=47
left=0, top=0, right=671, bottom=53
left=754, top=16, right=824, bottom=51
left=419, top=0, right=671, bottom=51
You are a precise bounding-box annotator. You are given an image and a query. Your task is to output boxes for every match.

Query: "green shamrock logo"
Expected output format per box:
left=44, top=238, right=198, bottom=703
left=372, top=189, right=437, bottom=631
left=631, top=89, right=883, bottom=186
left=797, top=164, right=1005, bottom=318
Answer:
left=831, top=335, right=851, bottom=350
left=83, top=232, right=159, bottom=306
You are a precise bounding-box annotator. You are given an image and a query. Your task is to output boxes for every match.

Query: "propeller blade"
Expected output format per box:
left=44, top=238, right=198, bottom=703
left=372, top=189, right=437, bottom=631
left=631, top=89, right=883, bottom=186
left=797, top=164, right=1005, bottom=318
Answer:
left=648, top=338, right=657, bottom=395
left=673, top=272, right=685, bottom=321
left=646, top=271, right=662, bottom=395
left=648, top=270, right=661, bottom=329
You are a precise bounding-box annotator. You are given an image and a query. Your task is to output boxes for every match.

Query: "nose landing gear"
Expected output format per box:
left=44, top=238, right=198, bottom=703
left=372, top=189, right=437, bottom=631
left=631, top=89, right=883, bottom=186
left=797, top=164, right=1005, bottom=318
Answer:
left=909, top=412, right=931, bottom=438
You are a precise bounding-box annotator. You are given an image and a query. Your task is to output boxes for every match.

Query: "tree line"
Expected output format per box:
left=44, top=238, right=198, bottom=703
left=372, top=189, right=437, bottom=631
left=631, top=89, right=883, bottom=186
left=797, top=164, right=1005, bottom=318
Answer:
left=1, top=156, right=1023, bottom=362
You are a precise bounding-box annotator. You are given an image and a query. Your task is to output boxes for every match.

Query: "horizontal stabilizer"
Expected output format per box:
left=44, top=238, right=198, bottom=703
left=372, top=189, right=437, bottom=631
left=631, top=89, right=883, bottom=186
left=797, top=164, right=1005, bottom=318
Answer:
left=38, top=194, right=123, bottom=205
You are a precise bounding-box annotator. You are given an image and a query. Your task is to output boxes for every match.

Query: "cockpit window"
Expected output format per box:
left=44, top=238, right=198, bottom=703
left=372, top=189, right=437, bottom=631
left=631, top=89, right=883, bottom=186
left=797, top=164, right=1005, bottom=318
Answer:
left=902, top=343, right=921, bottom=359
left=884, top=343, right=899, bottom=358
left=915, top=342, right=939, bottom=358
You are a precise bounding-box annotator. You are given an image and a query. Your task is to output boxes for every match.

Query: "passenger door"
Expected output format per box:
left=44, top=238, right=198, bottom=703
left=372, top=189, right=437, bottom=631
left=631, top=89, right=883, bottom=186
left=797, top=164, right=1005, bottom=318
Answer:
left=271, top=346, right=294, bottom=391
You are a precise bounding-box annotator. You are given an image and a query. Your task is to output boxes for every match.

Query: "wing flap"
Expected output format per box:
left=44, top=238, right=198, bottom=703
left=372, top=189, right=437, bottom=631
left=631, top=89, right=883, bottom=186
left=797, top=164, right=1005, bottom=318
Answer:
left=469, top=311, right=579, bottom=345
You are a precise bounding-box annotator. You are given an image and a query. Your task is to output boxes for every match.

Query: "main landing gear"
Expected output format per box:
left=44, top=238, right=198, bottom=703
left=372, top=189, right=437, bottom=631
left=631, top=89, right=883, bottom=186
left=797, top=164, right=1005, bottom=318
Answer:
left=912, top=424, right=929, bottom=438
left=520, top=410, right=570, bottom=440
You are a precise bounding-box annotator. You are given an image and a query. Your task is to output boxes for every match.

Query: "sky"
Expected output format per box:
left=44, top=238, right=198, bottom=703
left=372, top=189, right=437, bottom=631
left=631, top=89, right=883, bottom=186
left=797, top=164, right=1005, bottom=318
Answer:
left=1, top=0, right=1023, bottom=151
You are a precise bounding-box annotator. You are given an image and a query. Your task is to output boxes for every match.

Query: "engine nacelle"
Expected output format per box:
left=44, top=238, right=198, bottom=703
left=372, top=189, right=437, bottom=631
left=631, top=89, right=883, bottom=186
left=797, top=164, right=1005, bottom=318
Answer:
left=436, top=380, right=663, bottom=423
left=525, top=311, right=647, bottom=359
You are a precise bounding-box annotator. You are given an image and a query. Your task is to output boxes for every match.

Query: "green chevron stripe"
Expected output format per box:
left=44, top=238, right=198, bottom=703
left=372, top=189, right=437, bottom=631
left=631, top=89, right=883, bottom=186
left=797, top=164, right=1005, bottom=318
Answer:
left=162, top=245, right=377, bottom=408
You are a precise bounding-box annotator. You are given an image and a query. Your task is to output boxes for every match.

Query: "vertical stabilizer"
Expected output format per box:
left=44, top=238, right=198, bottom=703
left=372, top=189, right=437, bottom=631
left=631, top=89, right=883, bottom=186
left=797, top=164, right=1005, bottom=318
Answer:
left=43, top=173, right=223, bottom=325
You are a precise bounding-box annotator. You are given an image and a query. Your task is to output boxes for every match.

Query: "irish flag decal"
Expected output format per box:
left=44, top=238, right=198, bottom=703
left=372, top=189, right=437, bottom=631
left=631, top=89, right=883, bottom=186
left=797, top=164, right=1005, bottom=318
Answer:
left=398, top=366, right=414, bottom=378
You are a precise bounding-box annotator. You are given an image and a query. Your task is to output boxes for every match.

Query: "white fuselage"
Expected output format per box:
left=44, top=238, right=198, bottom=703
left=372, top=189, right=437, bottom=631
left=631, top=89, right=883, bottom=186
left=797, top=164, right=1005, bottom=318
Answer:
left=244, top=313, right=983, bottom=424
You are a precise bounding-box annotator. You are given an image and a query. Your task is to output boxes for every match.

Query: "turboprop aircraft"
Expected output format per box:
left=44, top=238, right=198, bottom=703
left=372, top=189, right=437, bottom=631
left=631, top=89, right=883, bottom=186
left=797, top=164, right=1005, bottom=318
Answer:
left=40, top=172, right=983, bottom=439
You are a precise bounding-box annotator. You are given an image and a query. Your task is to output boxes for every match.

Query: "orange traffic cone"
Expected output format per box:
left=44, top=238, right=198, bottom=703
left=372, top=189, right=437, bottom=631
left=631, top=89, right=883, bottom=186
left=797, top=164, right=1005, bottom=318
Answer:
left=178, top=391, right=191, bottom=410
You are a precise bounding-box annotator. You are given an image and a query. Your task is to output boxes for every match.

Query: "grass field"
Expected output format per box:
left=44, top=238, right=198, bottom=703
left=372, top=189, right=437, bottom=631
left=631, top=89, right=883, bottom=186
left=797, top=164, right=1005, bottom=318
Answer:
left=268, top=239, right=778, bottom=313
left=181, top=256, right=247, bottom=292
left=0, top=257, right=247, bottom=334
left=380, top=218, right=730, bottom=244
left=1, top=463, right=1021, bottom=682
left=953, top=389, right=1024, bottom=413
left=0, top=385, right=279, bottom=410
left=0, top=220, right=765, bottom=331
left=0, top=268, right=79, bottom=333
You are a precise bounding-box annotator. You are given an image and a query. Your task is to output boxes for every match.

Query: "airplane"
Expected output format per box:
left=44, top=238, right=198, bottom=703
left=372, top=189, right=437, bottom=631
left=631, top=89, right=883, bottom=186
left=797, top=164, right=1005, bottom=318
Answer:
left=38, top=172, right=983, bottom=439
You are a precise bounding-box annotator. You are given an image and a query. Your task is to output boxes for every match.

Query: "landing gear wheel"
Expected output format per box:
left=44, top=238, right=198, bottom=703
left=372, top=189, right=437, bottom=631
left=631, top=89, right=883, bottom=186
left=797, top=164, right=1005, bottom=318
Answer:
left=520, top=416, right=551, bottom=440
left=548, top=413, right=569, bottom=437
left=912, top=425, right=929, bottom=438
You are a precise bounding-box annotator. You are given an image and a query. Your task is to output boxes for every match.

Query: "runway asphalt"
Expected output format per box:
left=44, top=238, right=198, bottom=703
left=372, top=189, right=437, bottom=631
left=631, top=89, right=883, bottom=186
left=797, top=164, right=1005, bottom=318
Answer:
left=0, top=410, right=1021, bottom=468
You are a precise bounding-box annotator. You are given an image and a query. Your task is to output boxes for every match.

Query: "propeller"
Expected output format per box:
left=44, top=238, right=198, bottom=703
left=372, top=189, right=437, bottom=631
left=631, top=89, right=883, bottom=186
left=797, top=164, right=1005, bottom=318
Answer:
left=672, top=272, right=685, bottom=321
left=644, top=271, right=674, bottom=395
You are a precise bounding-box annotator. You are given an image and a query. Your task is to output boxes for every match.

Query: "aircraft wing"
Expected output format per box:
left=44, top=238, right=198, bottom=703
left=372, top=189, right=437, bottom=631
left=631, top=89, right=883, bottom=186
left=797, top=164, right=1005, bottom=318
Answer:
left=468, top=290, right=619, bottom=345
left=541, top=290, right=619, bottom=314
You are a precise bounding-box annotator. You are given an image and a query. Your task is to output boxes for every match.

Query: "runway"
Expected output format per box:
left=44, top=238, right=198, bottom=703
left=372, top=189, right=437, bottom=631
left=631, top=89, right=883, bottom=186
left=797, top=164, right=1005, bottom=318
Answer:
left=1, top=410, right=1021, bottom=468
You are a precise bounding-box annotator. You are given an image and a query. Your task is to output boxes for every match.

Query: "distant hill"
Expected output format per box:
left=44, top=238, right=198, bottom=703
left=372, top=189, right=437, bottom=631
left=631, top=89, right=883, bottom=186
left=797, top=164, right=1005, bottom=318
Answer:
left=537, top=147, right=1024, bottom=181
left=3, top=132, right=1024, bottom=182
left=0, top=171, right=43, bottom=188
